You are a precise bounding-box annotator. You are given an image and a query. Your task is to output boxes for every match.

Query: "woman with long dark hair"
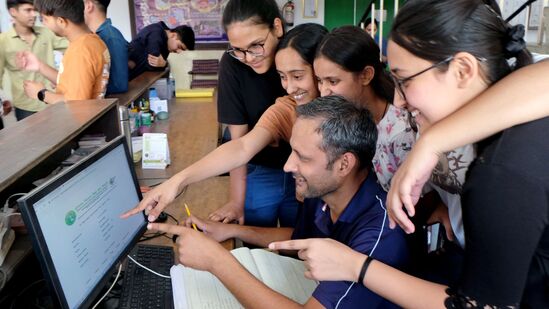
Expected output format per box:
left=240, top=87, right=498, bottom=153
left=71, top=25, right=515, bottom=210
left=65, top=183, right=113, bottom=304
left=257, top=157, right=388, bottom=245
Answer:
left=271, top=1, right=549, bottom=307
left=314, top=26, right=415, bottom=192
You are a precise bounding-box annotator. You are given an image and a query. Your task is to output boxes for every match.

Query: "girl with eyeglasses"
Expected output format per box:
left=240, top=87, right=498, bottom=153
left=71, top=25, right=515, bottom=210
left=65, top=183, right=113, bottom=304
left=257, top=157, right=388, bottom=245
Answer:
left=212, top=0, right=299, bottom=227
left=122, top=21, right=328, bottom=230
left=129, top=0, right=299, bottom=228
left=270, top=1, right=549, bottom=308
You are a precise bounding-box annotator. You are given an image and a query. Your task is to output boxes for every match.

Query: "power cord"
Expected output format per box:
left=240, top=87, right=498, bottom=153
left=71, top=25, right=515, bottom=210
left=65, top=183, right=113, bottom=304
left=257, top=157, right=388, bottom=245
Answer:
left=127, top=255, right=171, bottom=279
left=91, top=263, right=122, bottom=309
left=3, top=193, right=26, bottom=213
left=9, top=279, right=45, bottom=309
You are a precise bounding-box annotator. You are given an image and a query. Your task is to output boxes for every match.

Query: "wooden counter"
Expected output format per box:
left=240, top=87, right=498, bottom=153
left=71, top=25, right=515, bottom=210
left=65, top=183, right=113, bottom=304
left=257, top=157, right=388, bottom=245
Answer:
left=0, top=99, right=120, bottom=296
left=108, top=69, right=169, bottom=106
left=0, top=99, right=119, bottom=193
left=136, top=97, right=232, bottom=249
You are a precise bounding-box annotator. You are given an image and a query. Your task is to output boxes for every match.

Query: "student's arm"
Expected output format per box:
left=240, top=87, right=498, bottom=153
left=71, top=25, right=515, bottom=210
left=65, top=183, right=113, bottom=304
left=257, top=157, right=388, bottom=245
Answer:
left=209, top=124, right=248, bottom=224
left=186, top=215, right=293, bottom=247
left=16, top=51, right=59, bottom=84
left=22, top=81, right=65, bottom=104
left=145, top=34, right=167, bottom=69
left=387, top=60, right=549, bottom=233
left=37, top=61, right=59, bottom=85
left=269, top=238, right=447, bottom=309
left=121, top=125, right=274, bottom=222
left=149, top=224, right=324, bottom=309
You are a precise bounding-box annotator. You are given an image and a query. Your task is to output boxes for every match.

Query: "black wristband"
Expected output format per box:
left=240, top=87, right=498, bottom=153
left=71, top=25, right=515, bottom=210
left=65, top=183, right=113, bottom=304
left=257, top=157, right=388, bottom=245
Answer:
left=37, top=88, right=47, bottom=102
left=357, top=256, right=374, bottom=283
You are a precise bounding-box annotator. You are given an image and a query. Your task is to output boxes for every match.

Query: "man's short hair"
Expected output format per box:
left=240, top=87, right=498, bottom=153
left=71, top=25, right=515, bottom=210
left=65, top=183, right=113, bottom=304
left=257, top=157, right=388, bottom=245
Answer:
left=34, top=0, right=85, bottom=24
left=171, top=25, right=196, bottom=50
left=7, top=0, right=33, bottom=10
left=92, top=0, right=110, bottom=13
left=296, top=96, right=378, bottom=170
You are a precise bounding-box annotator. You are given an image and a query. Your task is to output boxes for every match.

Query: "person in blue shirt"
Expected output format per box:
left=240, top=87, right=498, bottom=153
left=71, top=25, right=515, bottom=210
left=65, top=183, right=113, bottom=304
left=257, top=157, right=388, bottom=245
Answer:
left=127, top=21, right=195, bottom=80
left=148, top=96, right=409, bottom=308
left=363, top=18, right=387, bottom=62
left=83, top=0, right=128, bottom=94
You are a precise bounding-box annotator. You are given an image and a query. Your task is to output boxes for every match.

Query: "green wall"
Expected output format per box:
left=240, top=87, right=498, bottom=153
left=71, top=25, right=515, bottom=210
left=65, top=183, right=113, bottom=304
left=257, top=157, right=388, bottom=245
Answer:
left=325, top=0, right=404, bottom=39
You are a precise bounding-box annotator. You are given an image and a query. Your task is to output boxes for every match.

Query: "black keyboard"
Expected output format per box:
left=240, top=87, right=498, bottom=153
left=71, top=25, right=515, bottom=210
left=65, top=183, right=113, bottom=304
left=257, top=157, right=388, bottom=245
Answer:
left=119, top=244, right=174, bottom=309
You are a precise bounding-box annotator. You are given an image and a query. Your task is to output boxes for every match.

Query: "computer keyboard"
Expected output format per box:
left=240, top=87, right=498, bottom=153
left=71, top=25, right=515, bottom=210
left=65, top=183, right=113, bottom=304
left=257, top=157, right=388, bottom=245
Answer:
left=119, top=244, right=174, bottom=309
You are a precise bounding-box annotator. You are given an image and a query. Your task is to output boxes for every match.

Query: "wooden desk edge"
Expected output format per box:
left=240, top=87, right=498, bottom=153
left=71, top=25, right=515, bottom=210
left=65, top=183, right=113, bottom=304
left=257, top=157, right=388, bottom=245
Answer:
left=107, top=69, right=169, bottom=106
left=0, top=99, right=118, bottom=192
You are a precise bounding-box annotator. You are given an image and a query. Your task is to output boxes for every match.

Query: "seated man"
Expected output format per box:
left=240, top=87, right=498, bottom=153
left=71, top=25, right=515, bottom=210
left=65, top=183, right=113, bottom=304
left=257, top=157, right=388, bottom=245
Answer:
left=128, top=21, right=195, bottom=79
left=148, top=96, right=409, bottom=308
left=16, top=0, right=110, bottom=104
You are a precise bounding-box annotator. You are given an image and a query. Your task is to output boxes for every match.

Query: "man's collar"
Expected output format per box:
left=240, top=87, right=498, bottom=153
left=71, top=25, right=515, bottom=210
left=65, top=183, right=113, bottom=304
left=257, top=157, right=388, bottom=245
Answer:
left=9, top=25, right=40, bottom=38
left=339, top=172, right=381, bottom=223
left=159, top=21, right=169, bottom=30
left=96, top=18, right=112, bottom=33
left=326, top=172, right=382, bottom=224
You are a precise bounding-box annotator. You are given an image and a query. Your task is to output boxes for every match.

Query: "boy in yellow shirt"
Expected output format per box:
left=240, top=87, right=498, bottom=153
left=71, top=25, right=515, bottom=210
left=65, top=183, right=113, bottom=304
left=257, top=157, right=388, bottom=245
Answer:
left=16, top=0, right=110, bottom=104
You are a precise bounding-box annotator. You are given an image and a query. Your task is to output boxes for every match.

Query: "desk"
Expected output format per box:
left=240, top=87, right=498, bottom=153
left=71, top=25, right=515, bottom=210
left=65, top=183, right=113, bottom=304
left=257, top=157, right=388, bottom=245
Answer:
left=136, top=97, right=232, bottom=249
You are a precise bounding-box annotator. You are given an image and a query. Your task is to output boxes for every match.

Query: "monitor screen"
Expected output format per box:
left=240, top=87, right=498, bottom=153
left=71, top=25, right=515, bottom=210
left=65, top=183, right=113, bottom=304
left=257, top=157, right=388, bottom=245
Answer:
left=19, top=136, right=147, bottom=309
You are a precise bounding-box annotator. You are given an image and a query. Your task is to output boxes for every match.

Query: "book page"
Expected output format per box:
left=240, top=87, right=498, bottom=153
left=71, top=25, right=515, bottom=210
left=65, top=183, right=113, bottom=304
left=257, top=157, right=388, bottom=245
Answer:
left=230, top=247, right=262, bottom=279
left=171, top=247, right=262, bottom=309
left=171, top=248, right=317, bottom=308
left=183, top=268, right=243, bottom=309
left=250, top=249, right=318, bottom=304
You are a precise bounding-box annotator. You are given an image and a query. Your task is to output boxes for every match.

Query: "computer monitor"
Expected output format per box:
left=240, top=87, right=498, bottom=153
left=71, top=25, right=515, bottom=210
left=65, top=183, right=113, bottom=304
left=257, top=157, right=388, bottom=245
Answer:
left=18, top=136, right=147, bottom=309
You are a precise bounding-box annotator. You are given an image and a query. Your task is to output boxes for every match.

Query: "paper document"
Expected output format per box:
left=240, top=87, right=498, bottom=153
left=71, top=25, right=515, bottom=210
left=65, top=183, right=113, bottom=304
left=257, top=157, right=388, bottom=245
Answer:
left=142, top=133, right=170, bottom=169
left=171, top=247, right=318, bottom=309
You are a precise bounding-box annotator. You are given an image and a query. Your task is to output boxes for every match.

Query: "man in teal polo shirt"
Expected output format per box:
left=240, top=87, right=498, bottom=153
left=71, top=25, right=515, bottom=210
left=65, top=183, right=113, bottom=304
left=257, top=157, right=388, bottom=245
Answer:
left=84, top=0, right=128, bottom=94
left=0, top=0, right=67, bottom=120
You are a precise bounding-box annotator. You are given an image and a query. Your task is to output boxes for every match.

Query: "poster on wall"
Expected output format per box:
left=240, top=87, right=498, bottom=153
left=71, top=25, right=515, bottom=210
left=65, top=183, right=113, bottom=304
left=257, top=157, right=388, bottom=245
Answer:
left=132, top=0, right=229, bottom=41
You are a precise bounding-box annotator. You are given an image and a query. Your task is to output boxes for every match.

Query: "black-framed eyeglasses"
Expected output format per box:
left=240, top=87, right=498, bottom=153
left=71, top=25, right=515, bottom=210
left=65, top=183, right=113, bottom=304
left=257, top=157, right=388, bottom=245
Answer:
left=226, top=31, right=271, bottom=61
left=391, top=56, right=454, bottom=101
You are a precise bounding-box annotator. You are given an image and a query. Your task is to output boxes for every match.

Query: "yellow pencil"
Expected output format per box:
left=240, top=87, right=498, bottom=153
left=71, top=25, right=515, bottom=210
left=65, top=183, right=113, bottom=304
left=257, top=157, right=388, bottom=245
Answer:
left=184, top=203, right=198, bottom=231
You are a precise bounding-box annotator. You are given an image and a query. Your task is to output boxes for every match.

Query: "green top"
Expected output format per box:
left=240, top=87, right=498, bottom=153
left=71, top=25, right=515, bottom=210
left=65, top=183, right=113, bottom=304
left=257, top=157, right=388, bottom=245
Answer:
left=0, top=25, right=67, bottom=112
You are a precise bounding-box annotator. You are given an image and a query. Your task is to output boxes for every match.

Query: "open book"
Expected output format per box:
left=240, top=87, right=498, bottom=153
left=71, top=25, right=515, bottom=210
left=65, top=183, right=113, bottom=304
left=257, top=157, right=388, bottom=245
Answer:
left=171, top=247, right=319, bottom=309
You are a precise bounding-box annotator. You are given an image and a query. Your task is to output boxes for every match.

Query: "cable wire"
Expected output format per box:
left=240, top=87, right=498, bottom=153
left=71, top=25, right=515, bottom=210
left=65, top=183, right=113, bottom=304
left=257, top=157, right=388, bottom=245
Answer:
left=127, top=255, right=171, bottom=279
left=91, top=263, right=122, bottom=309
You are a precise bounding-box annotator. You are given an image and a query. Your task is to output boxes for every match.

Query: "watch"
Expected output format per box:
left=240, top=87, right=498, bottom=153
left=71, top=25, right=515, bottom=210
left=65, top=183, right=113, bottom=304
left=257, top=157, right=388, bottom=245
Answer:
left=37, top=88, right=47, bottom=102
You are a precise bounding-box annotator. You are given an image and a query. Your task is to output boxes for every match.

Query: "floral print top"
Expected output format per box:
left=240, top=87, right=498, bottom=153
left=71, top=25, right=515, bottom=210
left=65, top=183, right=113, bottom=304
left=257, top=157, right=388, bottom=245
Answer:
left=372, top=104, right=416, bottom=192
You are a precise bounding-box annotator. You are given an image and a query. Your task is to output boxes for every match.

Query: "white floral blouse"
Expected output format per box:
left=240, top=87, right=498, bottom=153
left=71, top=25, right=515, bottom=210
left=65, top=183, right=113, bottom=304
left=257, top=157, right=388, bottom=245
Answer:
left=372, top=104, right=416, bottom=192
